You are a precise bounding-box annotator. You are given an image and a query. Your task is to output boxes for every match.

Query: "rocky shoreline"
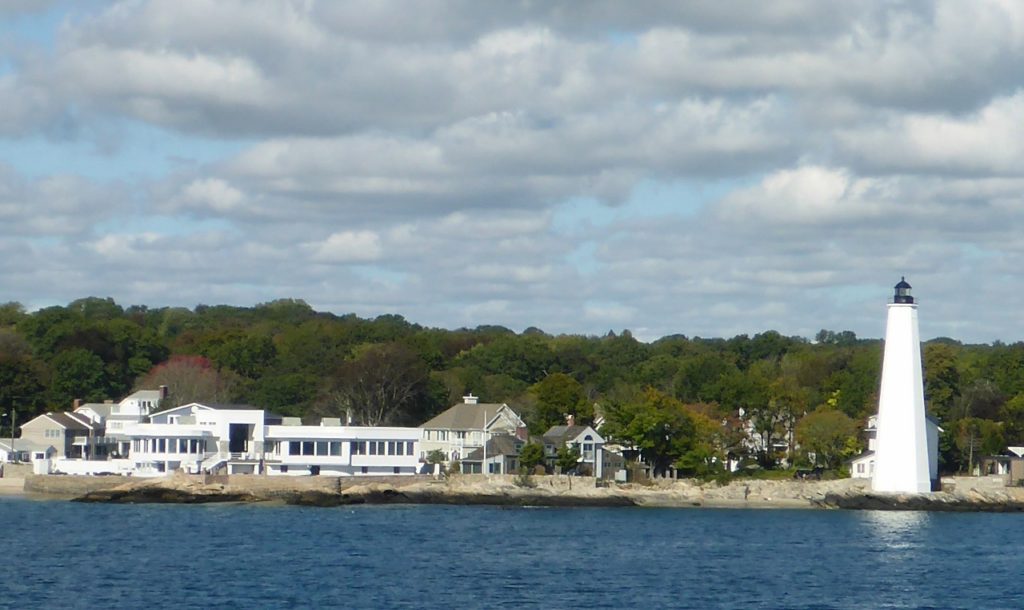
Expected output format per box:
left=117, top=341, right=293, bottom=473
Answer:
left=23, top=473, right=1024, bottom=511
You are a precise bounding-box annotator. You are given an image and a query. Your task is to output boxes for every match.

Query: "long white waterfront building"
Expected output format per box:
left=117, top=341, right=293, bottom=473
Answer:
left=122, top=403, right=422, bottom=477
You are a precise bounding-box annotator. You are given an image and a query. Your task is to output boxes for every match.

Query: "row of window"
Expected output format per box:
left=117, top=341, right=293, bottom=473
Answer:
left=133, top=438, right=205, bottom=454
left=424, top=430, right=478, bottom=441
left=44, top=429, right=62, bottom=438
left=287, top=441, right=343, bottom=456
left=350, top=441, right=416, bottom=456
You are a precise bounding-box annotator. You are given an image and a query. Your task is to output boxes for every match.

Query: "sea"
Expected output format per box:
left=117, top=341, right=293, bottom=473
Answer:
left=0, top=497, right=1019, bottom=609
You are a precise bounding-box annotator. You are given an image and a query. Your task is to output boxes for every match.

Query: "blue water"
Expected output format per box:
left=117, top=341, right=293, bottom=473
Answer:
left=0, top=498, right=1019, bottom=609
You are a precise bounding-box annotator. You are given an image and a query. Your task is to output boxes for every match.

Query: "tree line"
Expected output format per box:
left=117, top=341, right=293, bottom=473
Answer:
left=0, top=297, right=1021, bottom=476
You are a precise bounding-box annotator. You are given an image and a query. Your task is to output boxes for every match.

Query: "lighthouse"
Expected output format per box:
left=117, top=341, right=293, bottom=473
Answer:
left=872, top=277, right=932, bottom=494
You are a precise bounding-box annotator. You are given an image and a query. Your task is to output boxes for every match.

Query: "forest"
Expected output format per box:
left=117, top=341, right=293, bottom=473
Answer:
left=0, top=297, right=1021, bottom=477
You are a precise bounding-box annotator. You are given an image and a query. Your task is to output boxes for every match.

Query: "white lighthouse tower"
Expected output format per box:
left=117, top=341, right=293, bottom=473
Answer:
left=872, top=277, right=932, bottom=493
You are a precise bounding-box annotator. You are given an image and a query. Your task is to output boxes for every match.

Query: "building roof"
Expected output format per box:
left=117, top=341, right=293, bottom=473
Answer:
left=38, top=412, right=95, bottom=431
left=0, top=439, right=49, bottom=452
left=76, top=402, right=113, bottom=418
left=463, top=435, right=524, bottom=461
left=122, top=389, right=163, bottom=402
left=419, top=402, right=513, bottom=431
left=542, top=425, right=592, bottom=445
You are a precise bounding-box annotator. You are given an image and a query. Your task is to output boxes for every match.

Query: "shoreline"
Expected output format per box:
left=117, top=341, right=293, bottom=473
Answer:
left=13, top=473, right=1024, bottom=512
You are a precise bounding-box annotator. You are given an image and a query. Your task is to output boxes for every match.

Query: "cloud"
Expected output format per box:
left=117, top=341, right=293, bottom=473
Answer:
left=4, top=1, right=1024, bottom=343
left=308, top=230, right=383, bottom=263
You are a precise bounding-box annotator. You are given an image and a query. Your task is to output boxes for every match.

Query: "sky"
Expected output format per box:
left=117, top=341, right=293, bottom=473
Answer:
left=2, top=1, right=1024, bottom=343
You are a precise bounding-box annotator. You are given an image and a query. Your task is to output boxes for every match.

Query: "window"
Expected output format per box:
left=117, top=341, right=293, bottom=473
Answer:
left=302, top=442, right=314, bottom=456
left=388, top=441, right=397, bottom=455
left=329, top=442, right=342, bottom=456
left=456, top=431, right=466, bottom=440
left=158, top=439, right=166, bottom=453
left=316, top=441, right=328, bottom=456
left=351, top=441, right=366, bottom=455
left=406, top=442, right=415, bottom=455
left=289, top=441, right=301, bottom=455
left=369, top=442, right=378, bottom=455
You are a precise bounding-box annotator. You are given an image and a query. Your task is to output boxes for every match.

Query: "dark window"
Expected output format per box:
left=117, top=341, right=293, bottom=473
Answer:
left=361, top=466, right=368, bottom=474
left=281, top=465, right=288, bottom=473
left=289, top=441, right=301, bottom=455
left=393, top=467, right=400, bottom=474
left=316, top=441, right=328, bottom=456
left=310, top=465, right=320, bottom=476
left=302, top=441, right=314, bottom=456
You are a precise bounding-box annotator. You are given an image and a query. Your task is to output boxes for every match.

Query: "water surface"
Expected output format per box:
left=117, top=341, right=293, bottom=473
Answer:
left=1, top=498, right=1017, bottom=609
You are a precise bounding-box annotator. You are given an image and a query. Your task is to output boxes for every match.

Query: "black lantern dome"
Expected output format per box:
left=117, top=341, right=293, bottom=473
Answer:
left=893, top=276, right=914, bottom=304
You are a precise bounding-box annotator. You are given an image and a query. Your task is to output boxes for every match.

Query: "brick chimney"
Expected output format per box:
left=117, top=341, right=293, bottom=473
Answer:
left=566, top=414, right=575, bottom=427
left=73, top=398, right=81, bottom=409
left=159, top=385, right=169, bottom=399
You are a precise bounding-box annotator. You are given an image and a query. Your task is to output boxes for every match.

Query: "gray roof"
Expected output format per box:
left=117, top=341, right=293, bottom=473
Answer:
left=0, top=439, right=48, bottom=452
left=420, top=402, right=514, bottom=431
left=42, top=412, right=95, bottom=431
left=542, top=425, right=590, bottom=445
left=464, top=435, right=524, bottom=461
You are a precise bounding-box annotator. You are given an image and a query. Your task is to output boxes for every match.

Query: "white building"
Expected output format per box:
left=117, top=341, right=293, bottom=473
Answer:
left=266, top=419, right=420, bottom=476
left=123, top=403, right=421, bottom=477
left=850, top=413, right=941, bottom=482
left=75, top=387, right=166, bottom=457
left=872, top=278, right=935, bottom=493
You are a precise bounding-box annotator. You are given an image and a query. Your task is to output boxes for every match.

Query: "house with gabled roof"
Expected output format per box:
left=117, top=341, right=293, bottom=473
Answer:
left=20, top=412, right=99, bottom=459
left=462, top=434, right=525, bottom=475
left=74, top=387, right=167, bottom=457
left=418, top=394, right=527, bottom=468
left=542, top=420, right=606, bottom=477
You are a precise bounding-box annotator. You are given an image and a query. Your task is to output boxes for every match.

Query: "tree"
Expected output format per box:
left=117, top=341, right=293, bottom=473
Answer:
left=556, top=444, right=581, bottom=473
left=795, top=408, right=859, bottom=469
left=49, top=348, right=108, bottom=407
left=322, top=342, right=430, bottom=426
left=136, top=355, right=239, bottom=408
left=518, top=442, right=545, bottom=472
left=602, top=388, right=699, bottom=477
left=528, top=372, right=589, bottom=434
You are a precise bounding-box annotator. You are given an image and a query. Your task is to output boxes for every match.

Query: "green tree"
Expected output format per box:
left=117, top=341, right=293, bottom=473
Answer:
left=49, top=348, right=108, bottom=406
left=795, top=408, right=860, bottom=469
left=602, top=388, right=698, bottom=477
left=528, top=372, right=588, bottom=434
left=519, top=442, right=545, bottom=472
left=556, top=444, right=581, bottom=473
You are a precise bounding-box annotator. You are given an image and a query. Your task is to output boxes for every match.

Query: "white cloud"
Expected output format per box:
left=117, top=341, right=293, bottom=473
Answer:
left=309, top=230, right=383, bottom=263
left=5, top=1, right=1024, bottom=343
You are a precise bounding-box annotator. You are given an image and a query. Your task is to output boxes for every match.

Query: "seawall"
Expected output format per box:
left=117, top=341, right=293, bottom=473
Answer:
left=26, top=472, right=1024, bottom=511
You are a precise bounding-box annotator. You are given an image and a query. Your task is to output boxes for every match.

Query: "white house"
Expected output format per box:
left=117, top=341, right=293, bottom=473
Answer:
left=124, top=403, right=268, bottom=476
left=122, top=403, right=421, bottom=477
left=265, top=419, right=420, bottom=476
left=75, top=387, right=166, bottom=457
left=418, top=394, right=527, bottom=465
left=850, top=414, right=942, bottom=485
